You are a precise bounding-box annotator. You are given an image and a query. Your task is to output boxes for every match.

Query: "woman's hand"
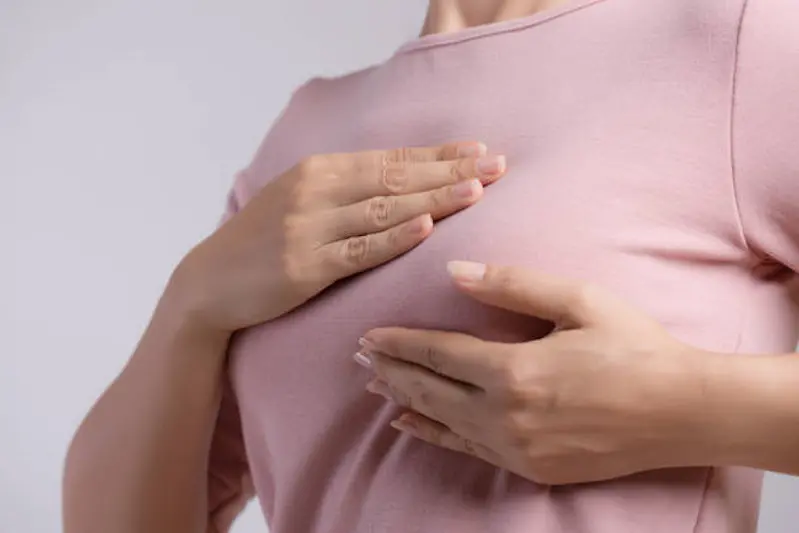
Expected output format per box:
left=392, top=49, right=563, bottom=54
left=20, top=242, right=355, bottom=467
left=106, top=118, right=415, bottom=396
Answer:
left=356, top=262, right=713, bottom=485
left=172, top=144, right=506, bottom=335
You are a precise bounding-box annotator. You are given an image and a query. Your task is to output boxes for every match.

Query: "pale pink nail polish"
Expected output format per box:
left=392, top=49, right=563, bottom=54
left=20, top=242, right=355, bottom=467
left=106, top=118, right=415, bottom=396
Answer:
left=353, top=351, right=372, bottom=368
left=447, top=260, right=487, bottom=282
left=390, top=420, right=412, bottom=433
left=407, top=214, right=433, bottom=234
left=452, top=179, right=480, bottom=199
left=358, top=336, right=376, bottom=351
left=457, top=142, right=487, bottom=158
left=476, top=155, right=506, bottom=176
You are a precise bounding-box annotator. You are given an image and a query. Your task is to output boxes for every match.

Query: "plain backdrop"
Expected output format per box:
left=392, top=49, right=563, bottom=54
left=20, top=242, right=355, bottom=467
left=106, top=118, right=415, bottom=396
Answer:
left=2, top=1, right=797, bottom=532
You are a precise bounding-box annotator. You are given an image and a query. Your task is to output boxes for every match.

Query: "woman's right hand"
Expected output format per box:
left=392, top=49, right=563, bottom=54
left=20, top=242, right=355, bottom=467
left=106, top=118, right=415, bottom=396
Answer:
left=171, top=142, right=507, bottom=336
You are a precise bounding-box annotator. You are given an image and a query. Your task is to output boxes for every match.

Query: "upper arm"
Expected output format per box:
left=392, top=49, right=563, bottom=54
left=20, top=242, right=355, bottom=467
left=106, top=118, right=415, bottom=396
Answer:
left=732, top=0, right=799, bottom=272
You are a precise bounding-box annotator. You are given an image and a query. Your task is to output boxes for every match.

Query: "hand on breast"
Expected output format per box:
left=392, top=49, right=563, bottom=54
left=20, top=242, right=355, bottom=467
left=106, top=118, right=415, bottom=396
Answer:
left=170, top=141, right=507, bottom=335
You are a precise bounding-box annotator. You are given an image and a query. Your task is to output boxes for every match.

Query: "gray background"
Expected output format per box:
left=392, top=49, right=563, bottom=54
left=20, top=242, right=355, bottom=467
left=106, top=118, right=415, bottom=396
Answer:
left=2, top=1, right=796, bottom=532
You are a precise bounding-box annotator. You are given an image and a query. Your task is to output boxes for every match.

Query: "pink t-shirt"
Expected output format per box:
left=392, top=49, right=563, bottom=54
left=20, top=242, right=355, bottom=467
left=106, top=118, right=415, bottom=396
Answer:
left=208, top=0, right=799, bottom=532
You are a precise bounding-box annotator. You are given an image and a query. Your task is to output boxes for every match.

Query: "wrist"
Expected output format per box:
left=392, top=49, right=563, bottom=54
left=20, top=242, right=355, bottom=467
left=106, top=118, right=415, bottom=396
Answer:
left=134, top=265, right=233, bottom=371
left=159, top=280, right=231, bottom=348
left=671, top=349, right=799, bottom=471
left=124, top=283, right=232, bottom=398
left=673, top=348, right=745, bottom=467
left=641, top=343, right=725, bottom=467
left=162, top=255, right=235, bottom=342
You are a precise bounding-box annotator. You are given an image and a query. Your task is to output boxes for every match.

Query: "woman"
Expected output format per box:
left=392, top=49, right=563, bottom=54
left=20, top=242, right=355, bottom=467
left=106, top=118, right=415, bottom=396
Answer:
left=63, top=0, right=799, bottom=532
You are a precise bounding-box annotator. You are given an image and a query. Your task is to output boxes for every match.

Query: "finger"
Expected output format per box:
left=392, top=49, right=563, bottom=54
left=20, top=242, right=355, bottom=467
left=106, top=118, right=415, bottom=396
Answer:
left=360, top=328, right=512, bottom=388
left=331, top=151, right=505, bottom=205
left=320, top=142, right=482, bottom=191
left=320, top=214, right=433, bottom=279
left=445, top=262, right=610, bottom=328
left=320, top=179, right=483, bottom=242
left=391, top=412, right=499, bottom=465
left=364, top=348, right=473, bottom=426
left=354, top=142, right=485, bottom=165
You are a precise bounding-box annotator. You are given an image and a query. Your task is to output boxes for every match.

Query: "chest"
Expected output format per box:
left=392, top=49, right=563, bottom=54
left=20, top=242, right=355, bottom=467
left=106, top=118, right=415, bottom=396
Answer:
left=230, top=0, right=751, bottom=429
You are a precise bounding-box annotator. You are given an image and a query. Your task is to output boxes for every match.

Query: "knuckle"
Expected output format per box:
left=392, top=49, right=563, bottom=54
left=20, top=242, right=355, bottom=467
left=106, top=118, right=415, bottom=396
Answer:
left=297, top=154, right=326, bottom=176
left=377, top=151, right=412, bottom=194
left=384, top=147, right=412, bottom=164
left=280, top=250, right=316, bottom=295
left=366, top=196, right=395, bottom=227
left=500, top=362, right=557, bottom=412
left=381, top=164, right=409, bottom=194
left=421, top=345, right=444, bottom=374
left=519, top=381, right=559, bottom=414
left=385, top=225, right=402, bottom=249
left=462, top=438, right=478, bottom=457
left=499, top=352, right=527, bottom=388
left=568, top=283, right=604, bottom=317
left=427, top=427, right=444, bottom=446
left=449, top=159, right=470, bottom=182
left=426, top=189, right=448, bottom=213
left=342, top=235, right=371, bottom=265
left=287, top=176, right=319, bottom=211
left=281, top=214, right=303, bottom=242
left=417, top=387, right=433, bottom=409
left=293, top=155, right=342, bottom=208
left=503, top=411, right=531, bottom=440
left=391, top=386, right=412, bottom=409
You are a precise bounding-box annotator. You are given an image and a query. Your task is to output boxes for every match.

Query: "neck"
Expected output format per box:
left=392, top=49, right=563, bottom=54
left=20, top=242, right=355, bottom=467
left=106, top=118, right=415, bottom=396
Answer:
left=422, top=0, right=567, bottom=36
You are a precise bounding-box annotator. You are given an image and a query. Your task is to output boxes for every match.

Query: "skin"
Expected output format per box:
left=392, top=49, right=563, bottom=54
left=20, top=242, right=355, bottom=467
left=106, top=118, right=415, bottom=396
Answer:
left=62, top=141, right=508, bottom=533
left=63, top=1, right=799, bottom=532
left=356, top=263, right=799, bottom=484
left=423, top=0, right=573, bottom=35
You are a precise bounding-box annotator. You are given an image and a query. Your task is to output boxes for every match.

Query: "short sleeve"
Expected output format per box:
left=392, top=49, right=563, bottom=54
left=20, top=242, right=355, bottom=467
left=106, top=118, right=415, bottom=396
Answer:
left=732, top=0, right=799, bottom=272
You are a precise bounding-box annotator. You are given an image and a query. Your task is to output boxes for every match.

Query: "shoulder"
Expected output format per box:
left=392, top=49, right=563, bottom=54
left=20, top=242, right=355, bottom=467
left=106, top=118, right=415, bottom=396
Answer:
left=231, top=63, right=386, bottom=205
left=286, top=64, right=383, bottom=118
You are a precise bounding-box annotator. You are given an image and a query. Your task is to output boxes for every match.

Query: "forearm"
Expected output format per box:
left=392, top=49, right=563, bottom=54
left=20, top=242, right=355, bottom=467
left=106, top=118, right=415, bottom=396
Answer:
left=63, top=281, right=230, bottom=533
left=687, top=350, right=799, bottom=474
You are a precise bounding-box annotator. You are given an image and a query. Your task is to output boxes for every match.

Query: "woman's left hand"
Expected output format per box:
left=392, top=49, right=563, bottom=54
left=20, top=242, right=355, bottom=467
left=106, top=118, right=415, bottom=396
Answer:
left=356, top=261, right=714, bottom=485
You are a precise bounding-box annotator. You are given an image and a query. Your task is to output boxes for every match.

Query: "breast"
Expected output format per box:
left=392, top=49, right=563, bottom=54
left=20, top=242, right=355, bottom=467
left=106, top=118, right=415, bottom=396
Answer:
left=226, top=5, right=760, bottom=528
left=227, top=145, right=752, bottom=533
left=228, top=169, right=555, bottom=443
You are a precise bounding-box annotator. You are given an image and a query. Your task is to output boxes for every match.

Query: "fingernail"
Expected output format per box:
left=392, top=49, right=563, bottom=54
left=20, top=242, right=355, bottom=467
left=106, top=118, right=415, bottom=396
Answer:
left=447, top=260, right=486, bottom=282
left=452, top=179, right=481, bottom=199
left=457, top=142, right=487, bottom=158
left=353, top=351, right=372, bottom=368
left=390, top=420, right=413, bottom=433
left=358, top=336, right=377, bottom=351
left=407, top=214, right=433, bottom=234
left=476, top=155, right=506, bottom=176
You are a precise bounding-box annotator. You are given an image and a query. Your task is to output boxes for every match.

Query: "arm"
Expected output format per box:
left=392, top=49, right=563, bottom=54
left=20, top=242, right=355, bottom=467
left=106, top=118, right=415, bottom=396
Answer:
left=62, top=139, right=502, bottom=531
left=691, top=350, right=799, bottom=475
left=355, top=263, right=799, bottom=485
left=708, top=0, right=799, bottom=475
left=63, top=276, right=230, bottom=533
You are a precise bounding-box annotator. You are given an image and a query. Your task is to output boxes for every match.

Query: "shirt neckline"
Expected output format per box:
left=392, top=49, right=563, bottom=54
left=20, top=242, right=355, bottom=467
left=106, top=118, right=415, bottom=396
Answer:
left=395, top=0, right=609, bottom=55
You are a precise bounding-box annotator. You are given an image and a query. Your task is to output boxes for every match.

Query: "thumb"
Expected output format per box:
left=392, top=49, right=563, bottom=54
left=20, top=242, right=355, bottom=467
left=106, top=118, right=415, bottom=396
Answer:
left=446, top=261, right=599, bottom=327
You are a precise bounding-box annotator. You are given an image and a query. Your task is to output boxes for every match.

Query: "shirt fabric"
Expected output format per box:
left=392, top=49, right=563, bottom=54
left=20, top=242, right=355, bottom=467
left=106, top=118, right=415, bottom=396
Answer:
left=208, top=0, right=799, bottom=531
